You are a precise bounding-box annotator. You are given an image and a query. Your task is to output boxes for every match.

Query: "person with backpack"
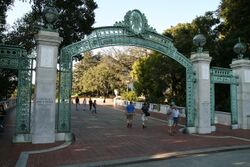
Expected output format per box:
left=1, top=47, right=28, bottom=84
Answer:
left=89, top=97, right=93, bottom=111
left=92, top=100, right=97, bottom=114
left=75, top=96, right=80, bottom=111
left=141, top=102, right=150, bottom=128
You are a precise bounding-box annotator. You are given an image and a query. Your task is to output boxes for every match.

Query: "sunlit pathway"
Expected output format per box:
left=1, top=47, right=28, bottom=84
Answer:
left=26, top=103, right=250, bottom=167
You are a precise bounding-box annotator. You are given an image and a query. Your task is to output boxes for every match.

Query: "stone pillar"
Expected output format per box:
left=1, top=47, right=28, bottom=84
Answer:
left=191, top=52, right=212, bottom=134
left=230, top=59, right=250, bottom=129
left=32, top=31, right=62, bottom=144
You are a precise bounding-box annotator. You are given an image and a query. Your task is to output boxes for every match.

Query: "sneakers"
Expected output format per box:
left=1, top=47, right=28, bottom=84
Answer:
left=127, top=123, right=132, bottom=128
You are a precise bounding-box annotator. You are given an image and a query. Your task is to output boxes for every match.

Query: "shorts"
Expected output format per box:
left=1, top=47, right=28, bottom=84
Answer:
left=168, top=119, right=174, bottom=126
left=141, top=114, right=148, bottom=121
left=126, top=113, right=133, bottom=120
left=173, top=117, right=179, bottom=124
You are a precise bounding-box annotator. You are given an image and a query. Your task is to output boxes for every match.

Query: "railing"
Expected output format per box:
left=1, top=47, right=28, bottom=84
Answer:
left=0, top=99, right=16, bottom=111
left=0, top=99, right=16, bottom=131
left=114, top=98, right=233, bottom=125
left=113, top=98, right=186, bottom=117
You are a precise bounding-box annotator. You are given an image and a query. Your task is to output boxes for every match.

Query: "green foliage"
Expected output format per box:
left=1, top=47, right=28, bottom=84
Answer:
left=78, top=60, right=121, bottom=97
left=32, top=0, right=98, bottom=47
left=0, top=0, right=14, bottom=42
left=217, top=0, right=250, bottom=66
left=121, top=91, right=138, bottom=102
left=73, top=53, right=124, bottom=97
left=4, top=0, right=97, bottom=51
left=72, top=52, right=99, bottom=94
left=72, top=47, right=146, bottom=97
left=5, top=12, right=38, bottom=53
left=162, top=11, right=220, bottom=106
left=131, top=54, right=170, bottom=103
left=0, top=69, right=17, bottom=99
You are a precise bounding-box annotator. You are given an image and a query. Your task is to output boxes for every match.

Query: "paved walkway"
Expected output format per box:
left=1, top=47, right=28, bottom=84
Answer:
left=1, top=102, right=250, bottom=167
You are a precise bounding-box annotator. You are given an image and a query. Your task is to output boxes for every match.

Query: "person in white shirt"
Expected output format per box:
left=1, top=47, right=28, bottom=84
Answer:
left=82, top=98, right=87, bottom=111
left=172, top=105, right=180, bottom=134
left=167, top=104, right=180, bottom=135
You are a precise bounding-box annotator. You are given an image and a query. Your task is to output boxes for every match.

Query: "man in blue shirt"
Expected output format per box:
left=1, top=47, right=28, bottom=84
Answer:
left=126, top=101, right=135, bottom=128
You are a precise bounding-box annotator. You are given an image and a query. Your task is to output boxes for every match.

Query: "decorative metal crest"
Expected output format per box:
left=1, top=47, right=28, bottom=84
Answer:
left=114, top=9, right=157, bottom=35
left=42, top=0, right=59, bottom=31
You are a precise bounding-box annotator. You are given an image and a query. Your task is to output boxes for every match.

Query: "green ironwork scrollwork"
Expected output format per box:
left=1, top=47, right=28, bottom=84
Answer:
left=230, top=84, right=238, bottom=125
left=58, top=10, right=196, bottom=132
left=0, top=44, right=34, bottom=134
left=210, top=67, right=238, bottom=126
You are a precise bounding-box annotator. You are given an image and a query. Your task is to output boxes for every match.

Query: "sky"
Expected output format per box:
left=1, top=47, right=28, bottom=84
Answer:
left=7, top=0, right=221, bottom=34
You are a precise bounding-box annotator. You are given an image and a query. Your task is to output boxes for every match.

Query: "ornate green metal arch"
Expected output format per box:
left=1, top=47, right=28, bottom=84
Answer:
left=0, top=44, right=34, bottom=134
left=57, top=9, right=195, bottom=132
left=210, top=67, right=238, bottom=126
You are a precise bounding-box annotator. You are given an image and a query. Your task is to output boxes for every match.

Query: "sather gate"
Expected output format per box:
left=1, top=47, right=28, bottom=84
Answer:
left=57, top=10, right=196, bottom=134
left=5, top=7, right=249, bottom=143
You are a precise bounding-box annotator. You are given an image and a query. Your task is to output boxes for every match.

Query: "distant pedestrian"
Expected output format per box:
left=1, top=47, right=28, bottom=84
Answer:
left=172, top=104, right=180, bottom=133
left=141, top=102, right=150, bottom=129
left=167, top=104, right=180, bottom=135
left=89, top=97, right=93, bottom=111
left=82, top=98, right=87, bottom=111
left=92, top=100, right=97, bottom=114
left=75, top=96, right=79, bottom=111
left=126, top=101, right=135, bottom=128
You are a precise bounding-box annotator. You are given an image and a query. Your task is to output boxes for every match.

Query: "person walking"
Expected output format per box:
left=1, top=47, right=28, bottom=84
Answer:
left=167, top=104, right=180, bottom=135
left=92, top=100, right=97, bottom=114
left=89, top=97, right=93, bottom=112
left=126, top=101, right=135, bottom=128
left=75, top=96, right=80, bottom=111
left=82, top=98, right=87, bottom=111
left=141, top=102, right=150, bottom=129
left=172, top=104, right=180, bottom=133
left=167, top=104, right=174, bottom=135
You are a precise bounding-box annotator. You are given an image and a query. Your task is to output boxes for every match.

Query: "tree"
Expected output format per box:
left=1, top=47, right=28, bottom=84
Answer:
left=72, top=47, right=148, bottom=97
left=131, top=54, right=170, bottom=103
left=31, top=0, right=98, bottom=47
left=5, top=12, right=37, bottom=53
left=219, top=0, right=250, bottom=42
left=76, top=56, right=122, bottom=97
left=217, top=0, right=250, bottom=66
left=162, top=12, right=220, bottom=105
left=1, top=0, right=98, bottom=99
left=5, top=0, right=97, bottom=50
left=0, top=69, right=17, bottom=99
left=72, top=51, right=99, bottom=94
left=0, top=0, right=14, bottom=42
left=0, top=0, right=16, bottom=99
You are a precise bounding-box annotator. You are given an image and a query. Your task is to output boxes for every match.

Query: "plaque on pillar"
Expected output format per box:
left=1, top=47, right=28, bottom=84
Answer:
left=40, top=46, right=54, bottom=68
left=244, top=70, right=250, bottom=83
left=201, top=65, right=209, bottom=79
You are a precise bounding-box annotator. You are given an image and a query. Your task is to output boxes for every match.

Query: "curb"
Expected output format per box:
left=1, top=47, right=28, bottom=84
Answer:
left=15, top=141, right=72, bottom=167
left=59, top=144, right=250, bottom=167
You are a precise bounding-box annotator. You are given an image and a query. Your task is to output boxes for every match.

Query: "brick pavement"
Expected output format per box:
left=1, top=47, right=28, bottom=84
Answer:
left=0, top=108, right=64, bottom=167
left=1, top=102, right=250, bottom=167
